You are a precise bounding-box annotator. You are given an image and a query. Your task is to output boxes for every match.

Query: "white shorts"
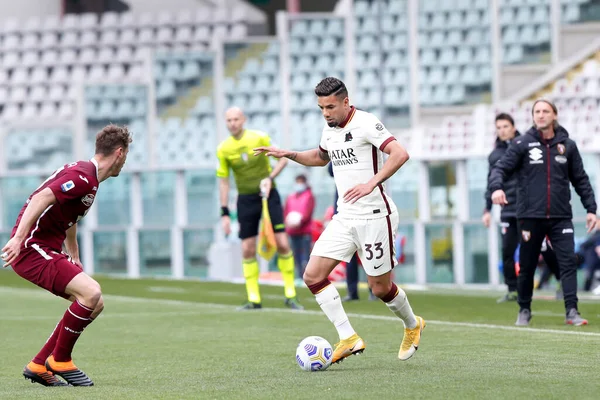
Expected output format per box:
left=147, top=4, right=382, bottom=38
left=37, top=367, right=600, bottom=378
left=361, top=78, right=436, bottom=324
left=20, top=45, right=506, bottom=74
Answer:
left=311, top=211, right=399, bottom=277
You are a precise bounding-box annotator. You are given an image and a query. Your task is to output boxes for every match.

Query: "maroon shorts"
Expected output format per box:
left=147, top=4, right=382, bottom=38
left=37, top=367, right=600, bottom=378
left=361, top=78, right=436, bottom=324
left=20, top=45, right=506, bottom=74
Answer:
left=12, top=244, right=83, bottom=299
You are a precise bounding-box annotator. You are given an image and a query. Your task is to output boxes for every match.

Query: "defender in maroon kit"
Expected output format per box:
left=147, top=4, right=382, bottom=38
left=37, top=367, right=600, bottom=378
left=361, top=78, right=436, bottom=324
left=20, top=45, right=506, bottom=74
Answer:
left=2, top=125, right=132, bottom=387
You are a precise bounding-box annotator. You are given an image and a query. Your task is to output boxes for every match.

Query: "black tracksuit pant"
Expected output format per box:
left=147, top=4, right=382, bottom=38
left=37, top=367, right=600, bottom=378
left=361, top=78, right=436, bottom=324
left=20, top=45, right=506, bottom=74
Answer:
left=501, top=217, right=519, bottom=292
left=502, top=217, right=560, bottom=292
left=518, top=218, right=578, bottom=311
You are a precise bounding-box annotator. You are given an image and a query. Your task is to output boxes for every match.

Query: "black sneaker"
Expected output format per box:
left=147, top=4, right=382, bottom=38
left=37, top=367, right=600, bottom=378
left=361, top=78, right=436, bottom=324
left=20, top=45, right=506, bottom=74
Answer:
left=565, top=308, right=588, bottom=326
left=45, top=356, right=93, bottom=387
left=237, top=301, right=262, bottom=310
left=23, top=363, right=69, bottom=387
left=497, top=291, right=518, bottom=303
left=515, top=309, right=532, bottom=326
left=342, top=295, right=359, bottom=302
left=284, top=297, right=304, bottom=310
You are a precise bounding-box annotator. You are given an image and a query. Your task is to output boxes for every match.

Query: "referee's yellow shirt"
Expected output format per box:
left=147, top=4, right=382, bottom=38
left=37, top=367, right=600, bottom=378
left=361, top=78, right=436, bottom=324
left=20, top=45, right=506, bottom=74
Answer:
left=216, top=129, right=274, bottom=195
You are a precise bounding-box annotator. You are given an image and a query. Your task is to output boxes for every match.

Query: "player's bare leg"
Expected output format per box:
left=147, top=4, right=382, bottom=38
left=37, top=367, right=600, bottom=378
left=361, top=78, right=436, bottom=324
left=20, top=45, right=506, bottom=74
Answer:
left=304, top=255, right=365, bottom=363
left=238, top=237, right=262, bottom=310
left=275, top=232, right=303, bottom=310
left=368, top=272, right=425, bottom=361
left=44, top=272, right=101, bottom=386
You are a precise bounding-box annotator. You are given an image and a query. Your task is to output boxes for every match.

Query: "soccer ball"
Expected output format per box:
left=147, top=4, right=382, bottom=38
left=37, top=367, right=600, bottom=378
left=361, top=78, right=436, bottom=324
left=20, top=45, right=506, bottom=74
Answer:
left=285, top=211, right=303, bottom=228
left=295, top=336, right=333, bottom=371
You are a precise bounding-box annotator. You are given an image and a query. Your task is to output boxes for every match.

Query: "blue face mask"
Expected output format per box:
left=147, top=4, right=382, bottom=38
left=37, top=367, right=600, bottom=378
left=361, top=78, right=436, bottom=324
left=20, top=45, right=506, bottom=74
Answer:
left=294, top=183, right=307, bottom=193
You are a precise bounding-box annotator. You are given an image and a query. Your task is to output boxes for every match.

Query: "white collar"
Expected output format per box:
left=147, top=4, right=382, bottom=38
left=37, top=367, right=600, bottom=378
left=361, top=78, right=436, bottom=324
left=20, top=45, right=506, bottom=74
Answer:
left=90, top=157, right=99, bottom=179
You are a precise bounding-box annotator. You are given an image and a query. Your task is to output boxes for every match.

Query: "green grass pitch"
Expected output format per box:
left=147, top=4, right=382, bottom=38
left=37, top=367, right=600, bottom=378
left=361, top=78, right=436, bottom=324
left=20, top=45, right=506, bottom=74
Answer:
left=1, top=270, right=599, bottom=399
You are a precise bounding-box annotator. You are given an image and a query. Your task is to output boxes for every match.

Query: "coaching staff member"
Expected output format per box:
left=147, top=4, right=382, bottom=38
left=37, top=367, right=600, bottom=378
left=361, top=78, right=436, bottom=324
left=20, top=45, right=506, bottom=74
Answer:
left=489, top=99, right=597, bottom=327
left=484, top=113, right=561, bottom=303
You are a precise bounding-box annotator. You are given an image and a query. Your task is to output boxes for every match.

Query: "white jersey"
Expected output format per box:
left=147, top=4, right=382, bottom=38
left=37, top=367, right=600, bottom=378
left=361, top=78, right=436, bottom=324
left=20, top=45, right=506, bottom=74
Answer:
left=319, top=107, right=398, bottom=219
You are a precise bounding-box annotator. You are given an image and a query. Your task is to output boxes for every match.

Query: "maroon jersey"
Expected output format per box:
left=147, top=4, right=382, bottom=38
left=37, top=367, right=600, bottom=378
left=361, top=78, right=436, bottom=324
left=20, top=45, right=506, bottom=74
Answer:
left=12, top=159, right=100, bottom=252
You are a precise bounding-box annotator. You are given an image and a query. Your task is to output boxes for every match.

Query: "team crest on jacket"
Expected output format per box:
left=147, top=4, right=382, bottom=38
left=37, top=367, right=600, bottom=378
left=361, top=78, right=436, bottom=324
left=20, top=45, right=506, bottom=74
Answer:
left=557, top=144, right=565, bottom=154
left=344, top=132, right=353, bottom=142
left=522, top=230, right=531, bottom=242
left=82, top=194, right=95, bottom=207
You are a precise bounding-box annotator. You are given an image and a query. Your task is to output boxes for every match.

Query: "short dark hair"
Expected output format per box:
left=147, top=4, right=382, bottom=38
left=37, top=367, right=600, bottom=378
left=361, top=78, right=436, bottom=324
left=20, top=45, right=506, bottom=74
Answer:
left=314, top=77, right=348, bottom=99
left=95, top=124, right=133, bottom=156
left=295, top=174, right=307, bottom=183
left=495, top=113, right=515, bottom=126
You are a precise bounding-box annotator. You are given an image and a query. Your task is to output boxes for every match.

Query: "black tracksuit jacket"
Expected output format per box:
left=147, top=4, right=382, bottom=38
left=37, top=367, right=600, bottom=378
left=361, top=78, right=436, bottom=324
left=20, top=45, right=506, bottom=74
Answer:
left=488, top=126, right=597, bottom=219
left=484, top=133, right=521, bottom=218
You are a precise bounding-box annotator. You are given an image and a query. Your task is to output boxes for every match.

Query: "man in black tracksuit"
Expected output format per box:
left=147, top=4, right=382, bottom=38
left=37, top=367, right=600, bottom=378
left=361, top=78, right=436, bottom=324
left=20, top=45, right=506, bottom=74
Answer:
left=489, top=100, right=597, bottom=326
left=484, top=113, right=560, bottom=303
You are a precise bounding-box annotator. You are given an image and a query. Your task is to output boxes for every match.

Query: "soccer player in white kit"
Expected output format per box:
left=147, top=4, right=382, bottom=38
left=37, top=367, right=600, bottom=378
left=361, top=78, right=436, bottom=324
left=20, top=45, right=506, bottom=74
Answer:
left=254, top=77, right=425, bottom=364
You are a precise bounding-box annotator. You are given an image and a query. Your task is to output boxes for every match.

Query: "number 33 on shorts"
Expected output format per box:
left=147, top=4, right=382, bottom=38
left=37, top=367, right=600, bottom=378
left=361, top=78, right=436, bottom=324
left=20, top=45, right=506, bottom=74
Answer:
left=357, top=211, right=399, bottom=276
left=364, top=242, right=384, bottom=261
left=311, top=211, right=399, bottom=277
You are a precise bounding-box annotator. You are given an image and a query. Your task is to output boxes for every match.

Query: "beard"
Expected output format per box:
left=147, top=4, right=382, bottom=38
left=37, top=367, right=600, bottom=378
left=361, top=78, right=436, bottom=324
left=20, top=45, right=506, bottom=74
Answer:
left=327, top=121, right=338, bottom=127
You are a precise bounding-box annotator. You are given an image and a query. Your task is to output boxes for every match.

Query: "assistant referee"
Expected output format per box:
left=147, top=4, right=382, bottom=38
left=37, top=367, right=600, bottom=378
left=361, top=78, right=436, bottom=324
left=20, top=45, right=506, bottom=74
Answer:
left=217, top=107, right=303, bottom=310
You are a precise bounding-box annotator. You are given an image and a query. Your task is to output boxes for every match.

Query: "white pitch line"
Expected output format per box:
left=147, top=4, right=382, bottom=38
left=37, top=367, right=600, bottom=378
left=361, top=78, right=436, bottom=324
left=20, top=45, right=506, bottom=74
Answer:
left=1, top=286, right=600, bottom=338
left=0, top=310, right=219, bottom=321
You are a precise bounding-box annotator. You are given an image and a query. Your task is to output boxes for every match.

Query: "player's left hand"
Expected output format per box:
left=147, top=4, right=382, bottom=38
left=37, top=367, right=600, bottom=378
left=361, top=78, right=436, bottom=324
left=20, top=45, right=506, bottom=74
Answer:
left=586, top=213, right=597, bottom=233
left=260, top=177, right=272, bottom=198
left=68, top=255, right=84, bottom=270
left=1, top=237, right=22, bottom=268
left=343, top=182, right=376, bottom=204
left=253, top=146, right=289, bottom=159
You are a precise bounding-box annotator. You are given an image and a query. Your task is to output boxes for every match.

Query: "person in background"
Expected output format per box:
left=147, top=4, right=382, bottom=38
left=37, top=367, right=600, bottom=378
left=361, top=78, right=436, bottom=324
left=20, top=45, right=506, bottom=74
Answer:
left=580, top=230, right=600, bottom=292
left=284, top=174, right=315, bottom=283
left=490, top=99, right=597, bottom=326
left=217, top=107, right=303, bottom=310
left=484, top=113, right=561, bottom=303
left=483, top=113, right=521, bottom=303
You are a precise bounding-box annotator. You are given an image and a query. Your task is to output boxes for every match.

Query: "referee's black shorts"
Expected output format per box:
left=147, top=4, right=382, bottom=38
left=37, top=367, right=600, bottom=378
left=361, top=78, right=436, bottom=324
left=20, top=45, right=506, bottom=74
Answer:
left=237, top=189, right=285, bottom=240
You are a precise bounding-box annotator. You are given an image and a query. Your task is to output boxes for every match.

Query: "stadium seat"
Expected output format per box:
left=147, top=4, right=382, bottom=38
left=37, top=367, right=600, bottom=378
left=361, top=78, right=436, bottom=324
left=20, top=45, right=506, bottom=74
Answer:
left=60, top=32, right=78, bottom=48
left=21, top=51, right=39, bottom=68
left=80, top=48, right=97, bottom=65
left=40, top=32, right=59, bottom=48
left=58, top=49, right=76, bottom=66
left=39, top=102, right=57, bottom=119
left=41, top=15, right=60, bottom=32
left=21, top=34, right=40, bottom=51
left=0, top=71, right=8, bottom=87
left=89, top=65, right=106, bottom=82
left=11, top=69, right=28, bottom=86
left=21, top=103, right=38, bottom=119
left=156, top=80, right=176, bottom=101
left=9, top=87, right=28, bottom=103
left=29, top=86, right=47, bottom=103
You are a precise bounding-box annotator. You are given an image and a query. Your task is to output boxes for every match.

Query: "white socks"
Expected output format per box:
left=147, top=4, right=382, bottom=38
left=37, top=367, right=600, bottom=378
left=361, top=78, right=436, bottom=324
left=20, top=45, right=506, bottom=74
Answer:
left=315, top=284, right=356, bottom=340
left=385, top=287, right=418, bottom=329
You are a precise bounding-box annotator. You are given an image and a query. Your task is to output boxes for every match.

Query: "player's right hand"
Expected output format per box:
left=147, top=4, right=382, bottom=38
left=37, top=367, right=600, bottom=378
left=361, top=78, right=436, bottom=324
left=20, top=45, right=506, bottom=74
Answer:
left=482, top=211, right=491, bottom=228
left=491, top=190, right=508, bottom=205
left=221, top=215, right=232, bottom=237
left=1, top=237, right=22, bottom=268
left=253, top=146, right=288, bottom=159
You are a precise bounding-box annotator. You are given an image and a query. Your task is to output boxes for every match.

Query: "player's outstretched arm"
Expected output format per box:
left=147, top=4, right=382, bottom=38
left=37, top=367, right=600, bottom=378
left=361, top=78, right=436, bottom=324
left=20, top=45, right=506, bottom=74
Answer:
left=253, top=146, right=329, bottom=167
left=344, top=140, right=409, bottom=204
left=2, top=188, right=57, bottom=267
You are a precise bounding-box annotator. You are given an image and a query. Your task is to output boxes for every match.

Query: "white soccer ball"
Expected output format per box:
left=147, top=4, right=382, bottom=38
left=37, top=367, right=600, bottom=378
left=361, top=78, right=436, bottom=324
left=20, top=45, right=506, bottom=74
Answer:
left=295, top=336, right=333, bottom=372
left=285, top=211, right=303, bottom=228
